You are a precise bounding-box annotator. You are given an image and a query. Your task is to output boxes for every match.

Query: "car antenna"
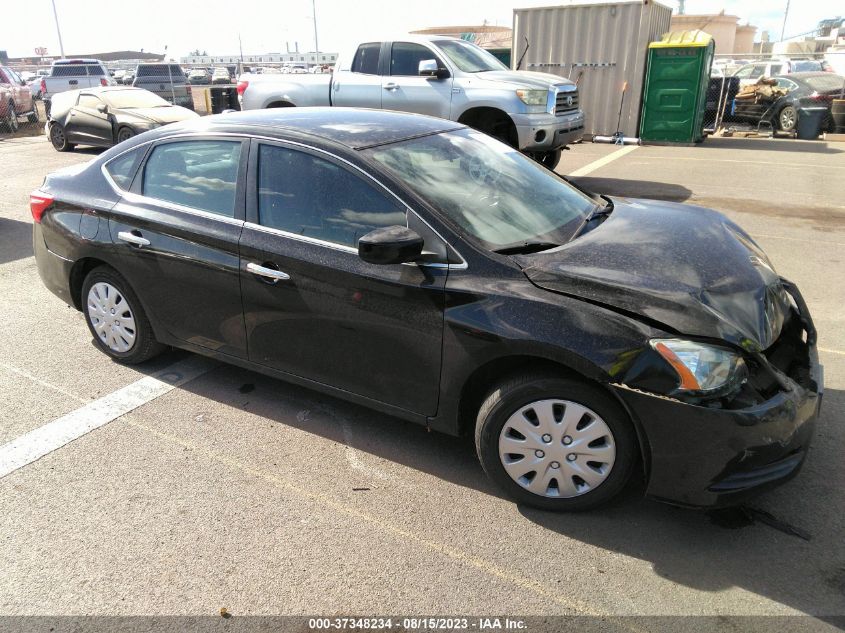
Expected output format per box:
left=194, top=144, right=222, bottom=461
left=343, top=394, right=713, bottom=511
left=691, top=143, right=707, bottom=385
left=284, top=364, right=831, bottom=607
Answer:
left=515, top=36, right=530, bottom=70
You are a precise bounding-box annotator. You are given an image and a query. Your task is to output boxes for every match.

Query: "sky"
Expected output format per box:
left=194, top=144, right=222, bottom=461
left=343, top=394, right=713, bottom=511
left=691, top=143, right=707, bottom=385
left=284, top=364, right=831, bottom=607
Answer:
left=4, top=0, right=838, bottom=60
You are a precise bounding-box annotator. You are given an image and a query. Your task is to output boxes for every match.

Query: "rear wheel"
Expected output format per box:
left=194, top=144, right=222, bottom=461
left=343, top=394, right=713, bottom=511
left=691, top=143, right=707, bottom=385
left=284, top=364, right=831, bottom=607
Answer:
left=475, top=374, right=637, bottom=511
left=778, top=105, right=797, bottom=132
left=81, top=266, right=165, bottom=364
left=1, top=101, right=18, bottom=133
left=49, top=122, right=75, bottom=152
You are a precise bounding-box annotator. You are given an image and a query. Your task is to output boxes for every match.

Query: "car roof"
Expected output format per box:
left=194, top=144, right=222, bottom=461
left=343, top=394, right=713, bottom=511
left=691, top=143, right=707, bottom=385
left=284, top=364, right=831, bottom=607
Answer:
left=158, top=107, right=465, bottom=150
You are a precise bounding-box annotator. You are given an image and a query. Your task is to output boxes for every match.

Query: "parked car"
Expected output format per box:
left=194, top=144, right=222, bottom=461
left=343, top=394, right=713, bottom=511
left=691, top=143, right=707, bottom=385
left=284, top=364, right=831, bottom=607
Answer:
left=31, top=108, right=822, bottom=511
left=188, top=69, right=211, bottom=85
left=40, top=59, right=115, bottom=111
left=132, top=63, right=194, bottom=109
left=121, top=71, right=135, bottom=86
left=732, top=72, right=845, bottom=132
left=46, top=87, right=198, bottom=151
left=732, top=58, right=833, bottom=87
left=0, top=65, right=37, bottom=132
left=211, top=67, right=230, bottom=84
left=237, top=35, right=584, bottom=169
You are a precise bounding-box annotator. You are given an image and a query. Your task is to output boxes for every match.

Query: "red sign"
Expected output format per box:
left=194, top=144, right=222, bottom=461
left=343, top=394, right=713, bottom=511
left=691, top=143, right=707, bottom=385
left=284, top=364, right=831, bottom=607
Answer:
left=35, top=47, right=48, bottom=56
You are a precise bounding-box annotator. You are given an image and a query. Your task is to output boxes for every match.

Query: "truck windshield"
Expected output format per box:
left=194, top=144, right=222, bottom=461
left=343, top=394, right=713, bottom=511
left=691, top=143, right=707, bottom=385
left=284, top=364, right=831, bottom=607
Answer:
left=435, top=40, right=508, bottom=73
left=366, top=129, right=596, bottom=251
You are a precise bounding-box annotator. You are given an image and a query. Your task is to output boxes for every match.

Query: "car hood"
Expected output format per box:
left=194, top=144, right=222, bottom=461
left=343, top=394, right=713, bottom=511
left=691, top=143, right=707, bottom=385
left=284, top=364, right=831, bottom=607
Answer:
left=515, top=198, right=791, bottom=351
left=474, top=70, right=575, bottom=90
left=115, top=106, right=197, bottom=124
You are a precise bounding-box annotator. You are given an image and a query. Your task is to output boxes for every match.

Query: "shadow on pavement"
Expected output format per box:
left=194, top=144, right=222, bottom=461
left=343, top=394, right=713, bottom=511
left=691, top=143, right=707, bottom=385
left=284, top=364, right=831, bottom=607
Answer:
left=141, top=352, right=845, bottom=618
left=571, top=177, right=692, bottom=203
left=0, top=217, right=34, bottom=265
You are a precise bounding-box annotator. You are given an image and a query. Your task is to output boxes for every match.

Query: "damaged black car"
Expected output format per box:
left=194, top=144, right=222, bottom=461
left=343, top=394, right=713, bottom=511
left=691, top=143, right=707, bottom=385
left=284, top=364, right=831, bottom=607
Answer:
left=31, top=109, right=822, bottom=511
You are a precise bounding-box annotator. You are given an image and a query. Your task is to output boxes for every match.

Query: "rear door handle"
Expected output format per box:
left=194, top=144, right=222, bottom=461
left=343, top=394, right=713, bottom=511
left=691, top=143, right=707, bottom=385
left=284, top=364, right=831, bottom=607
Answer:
left=117, top=231, right=150, bottom=247
left=246, top=262, right=290, bottom=282
left=383, top=82, right=398, bottom=91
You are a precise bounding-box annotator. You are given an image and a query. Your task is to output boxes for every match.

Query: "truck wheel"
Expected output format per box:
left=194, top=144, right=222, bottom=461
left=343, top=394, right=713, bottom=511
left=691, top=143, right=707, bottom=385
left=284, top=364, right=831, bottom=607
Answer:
left=1, top=101, right=18, bottom=133
left=49, top=123, right=75, bottom=152
left=526, top=149, right=562, bottom=171
left=475, top=373, right=637, bottom=511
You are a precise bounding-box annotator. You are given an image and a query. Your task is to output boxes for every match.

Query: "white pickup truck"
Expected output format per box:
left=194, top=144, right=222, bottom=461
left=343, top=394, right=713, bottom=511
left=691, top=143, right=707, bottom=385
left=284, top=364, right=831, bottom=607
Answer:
left=238, top=35, right=584, bottom=169
left=41, top=59, right=116, bottom=113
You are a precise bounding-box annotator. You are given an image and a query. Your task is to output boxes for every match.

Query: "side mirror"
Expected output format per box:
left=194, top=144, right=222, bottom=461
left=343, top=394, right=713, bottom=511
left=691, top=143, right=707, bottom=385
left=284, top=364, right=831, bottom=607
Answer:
left=418, top=59, right=450, bottom=80
left=358, top=226, right=424, bottom=265
left=97, top=103, right=109, bottom=114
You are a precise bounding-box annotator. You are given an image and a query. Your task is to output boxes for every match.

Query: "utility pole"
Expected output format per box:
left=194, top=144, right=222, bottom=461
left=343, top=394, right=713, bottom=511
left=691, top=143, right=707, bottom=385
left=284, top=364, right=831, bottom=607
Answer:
left=239, top=33, right=244, bottom=74
left=312, top=0, right=319, bottom=53
left=50, top=0, right=65, bottom=58
left=780, top=0, right=791, bottom=41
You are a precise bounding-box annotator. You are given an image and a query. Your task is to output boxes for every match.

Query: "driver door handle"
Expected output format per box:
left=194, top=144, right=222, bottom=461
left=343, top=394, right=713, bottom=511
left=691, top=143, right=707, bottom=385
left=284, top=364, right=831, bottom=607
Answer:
left=383, top=82, right=398, bottom=91
left=117, top=231, right=150, bottom=247
left=246, top=262, right=290, bottom=281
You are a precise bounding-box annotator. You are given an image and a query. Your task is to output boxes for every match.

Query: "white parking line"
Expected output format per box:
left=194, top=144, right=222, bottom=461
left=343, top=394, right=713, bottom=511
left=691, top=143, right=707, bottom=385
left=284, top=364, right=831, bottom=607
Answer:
left=0, top=355, right=216, bottom=479
left=568, top=144, right=638, bottom=177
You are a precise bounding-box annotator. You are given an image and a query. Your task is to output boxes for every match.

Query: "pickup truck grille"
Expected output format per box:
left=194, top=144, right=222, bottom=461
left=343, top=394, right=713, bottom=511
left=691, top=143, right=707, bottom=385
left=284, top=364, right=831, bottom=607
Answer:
left=555, top=89, right=579, bottom=115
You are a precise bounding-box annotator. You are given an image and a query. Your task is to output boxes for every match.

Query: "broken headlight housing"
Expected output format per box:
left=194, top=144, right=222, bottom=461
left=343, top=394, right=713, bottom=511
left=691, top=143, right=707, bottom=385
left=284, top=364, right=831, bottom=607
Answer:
left=650, top=339, right=748, bottom=395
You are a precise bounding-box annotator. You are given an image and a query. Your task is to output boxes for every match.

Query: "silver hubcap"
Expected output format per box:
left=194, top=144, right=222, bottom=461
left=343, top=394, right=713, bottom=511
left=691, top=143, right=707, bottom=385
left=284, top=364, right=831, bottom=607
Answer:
left=498, top=399, right=616, bottom=498
left=87, top=282, right=137, bottom=353
left=780, top=108, right=796, bottom=130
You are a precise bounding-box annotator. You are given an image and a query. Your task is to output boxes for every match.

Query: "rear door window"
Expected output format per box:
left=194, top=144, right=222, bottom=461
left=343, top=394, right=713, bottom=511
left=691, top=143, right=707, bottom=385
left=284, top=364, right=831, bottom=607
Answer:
left=256, top=143, right=406, bottom=248
left=351, top=43, right=381, bottom=75
left=143, top=140, right=243, bottom=217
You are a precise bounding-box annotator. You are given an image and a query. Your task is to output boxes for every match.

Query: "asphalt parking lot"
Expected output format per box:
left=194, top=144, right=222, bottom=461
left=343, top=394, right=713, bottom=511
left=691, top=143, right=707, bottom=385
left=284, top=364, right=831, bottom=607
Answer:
left=0, top=134, right=843, bottom=624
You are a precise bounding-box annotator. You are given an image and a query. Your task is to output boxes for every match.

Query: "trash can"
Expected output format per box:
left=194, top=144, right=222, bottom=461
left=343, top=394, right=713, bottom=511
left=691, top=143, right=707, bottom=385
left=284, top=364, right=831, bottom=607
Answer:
left=640, top=30, right=715, bottom=144
left=832, top=99, right=845, bottom=133
left=796, top=107, right=826, bottom=140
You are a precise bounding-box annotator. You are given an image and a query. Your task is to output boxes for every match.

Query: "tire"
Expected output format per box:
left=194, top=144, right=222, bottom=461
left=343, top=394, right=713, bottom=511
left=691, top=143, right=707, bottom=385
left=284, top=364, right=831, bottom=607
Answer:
left=526, top=149, right=562, bottom=171
left=81, top=266, right=165, bottom=364
left=49, top=122, right=75, bottom=152
left=778, top=105, right=797, bottom=132
left=1, top=101, right=18, bottom=133
left=475, top=373, right=637, bottom=511
left=116, top=126, right=135, bottom=143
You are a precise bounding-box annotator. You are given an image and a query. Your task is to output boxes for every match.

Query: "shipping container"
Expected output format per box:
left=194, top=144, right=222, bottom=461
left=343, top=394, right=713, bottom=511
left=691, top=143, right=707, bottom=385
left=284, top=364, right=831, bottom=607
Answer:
left=513, top=0, right=672, bottom=138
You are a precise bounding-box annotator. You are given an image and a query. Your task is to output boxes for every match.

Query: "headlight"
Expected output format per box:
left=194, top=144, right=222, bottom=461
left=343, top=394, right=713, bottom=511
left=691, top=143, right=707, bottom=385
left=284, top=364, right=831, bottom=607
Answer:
left=650, top=339, right=747, bottom=393
left=516, top=89, right=547, bottom=105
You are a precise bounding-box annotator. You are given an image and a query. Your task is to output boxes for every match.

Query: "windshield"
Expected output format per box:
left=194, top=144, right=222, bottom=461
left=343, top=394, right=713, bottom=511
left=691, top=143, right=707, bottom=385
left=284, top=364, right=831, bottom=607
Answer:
left=366, top=129, right=596, bottom=250
left=434, top=40, right=508, bottom=73
left=103, top=89, right=170, bottom=108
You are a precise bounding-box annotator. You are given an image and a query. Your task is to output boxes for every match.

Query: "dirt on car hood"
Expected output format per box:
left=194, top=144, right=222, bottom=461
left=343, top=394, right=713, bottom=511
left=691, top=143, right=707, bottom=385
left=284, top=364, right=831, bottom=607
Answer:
left=515, top=198, right=792, bottom=351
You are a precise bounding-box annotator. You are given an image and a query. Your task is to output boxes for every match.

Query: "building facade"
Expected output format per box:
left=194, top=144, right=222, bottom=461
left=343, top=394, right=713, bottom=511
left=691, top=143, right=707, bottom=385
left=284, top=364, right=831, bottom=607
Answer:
left=180, top=52, right=337, bottom=66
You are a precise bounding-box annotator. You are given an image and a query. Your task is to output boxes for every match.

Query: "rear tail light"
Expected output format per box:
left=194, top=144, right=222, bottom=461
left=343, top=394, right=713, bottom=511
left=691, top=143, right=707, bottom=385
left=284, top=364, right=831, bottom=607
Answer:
left=809, top=91, right=832, bottom=102
left=237, top=80, right=249, bottom=96
left=30, top=191, right=54, bottom=224
left=40, top=78, right=46, bottom=94
left=100, top=78, right=108, bottom=86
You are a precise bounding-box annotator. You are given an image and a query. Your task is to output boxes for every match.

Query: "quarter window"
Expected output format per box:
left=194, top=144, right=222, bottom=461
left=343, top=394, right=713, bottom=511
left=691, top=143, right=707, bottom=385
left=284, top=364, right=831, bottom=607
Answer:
left=389, top=42, right=441, bottom=76
left=105, top=147, right=145, bottom=190
left=351, top=43, right=381, bottom=75
left=257, top=144, right=406, bottom=248
left=143, top=140, right=242, bottom=217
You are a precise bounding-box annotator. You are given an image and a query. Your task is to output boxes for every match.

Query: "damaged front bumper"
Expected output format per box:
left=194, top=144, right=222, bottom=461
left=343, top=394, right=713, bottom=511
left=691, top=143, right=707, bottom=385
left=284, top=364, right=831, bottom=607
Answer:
left=615, top=281, right=823, bottom=508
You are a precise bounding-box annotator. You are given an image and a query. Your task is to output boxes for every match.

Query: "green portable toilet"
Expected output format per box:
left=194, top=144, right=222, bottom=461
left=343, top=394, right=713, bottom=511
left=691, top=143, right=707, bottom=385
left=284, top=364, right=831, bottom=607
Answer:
left=640, top=30, right=715, bottom=144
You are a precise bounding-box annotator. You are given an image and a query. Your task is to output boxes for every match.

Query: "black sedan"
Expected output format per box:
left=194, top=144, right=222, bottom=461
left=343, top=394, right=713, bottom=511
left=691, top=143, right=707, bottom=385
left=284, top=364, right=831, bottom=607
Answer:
left=733, top=72, right=845, bottom=132
left=47, top=87, right=199, bottom=152
left=31, top=109, right=822, bottom=510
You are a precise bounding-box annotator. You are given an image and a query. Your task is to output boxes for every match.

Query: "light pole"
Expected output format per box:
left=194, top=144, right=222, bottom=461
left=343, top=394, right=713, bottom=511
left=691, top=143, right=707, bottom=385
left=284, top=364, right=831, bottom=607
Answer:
left=779, top=0, right=791, bottom=42
left=312, top=0, right=319, bottom=53
left=50, top=0, right=65, bottom=58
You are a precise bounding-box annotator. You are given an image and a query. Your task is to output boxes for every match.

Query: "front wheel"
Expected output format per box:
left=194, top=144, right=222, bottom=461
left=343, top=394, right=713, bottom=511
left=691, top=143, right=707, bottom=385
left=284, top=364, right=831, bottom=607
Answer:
left=525, top=149, right=562, bottom=171
left=475, top=374, right=637, bottom=511
left=116, top=126, right=135, bottom=143
left=81, top=266, right=165, bottom=364
left=49, top=123, right=75, bottom=151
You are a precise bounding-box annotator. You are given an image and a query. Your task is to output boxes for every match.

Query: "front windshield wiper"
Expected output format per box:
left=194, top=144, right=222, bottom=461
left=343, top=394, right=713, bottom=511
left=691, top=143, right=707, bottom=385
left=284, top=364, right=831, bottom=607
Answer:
left=493, top=241, right=561, bottom=255
left=570, top=196, right=614, bottom=241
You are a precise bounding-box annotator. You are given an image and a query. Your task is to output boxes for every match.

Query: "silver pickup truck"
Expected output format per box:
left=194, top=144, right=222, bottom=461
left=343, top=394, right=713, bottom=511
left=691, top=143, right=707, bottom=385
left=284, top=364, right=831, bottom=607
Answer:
left=41, top=59, right=116, bottom=113
left=238, top=35, right=584, bottom=168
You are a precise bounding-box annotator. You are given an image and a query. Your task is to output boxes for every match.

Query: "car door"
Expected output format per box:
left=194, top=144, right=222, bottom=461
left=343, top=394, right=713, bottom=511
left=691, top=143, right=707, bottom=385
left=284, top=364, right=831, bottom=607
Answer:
left=330, top=42, right=383, bottom=108
left=2, top=67, right=33, bottom=114
left=238, top=139, right=448, bottom=415
left=380, top=42, right=453, bottom=119
left=108, top=137, right=249, bottom=358
left=66, top=92, right=113, bottom=145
